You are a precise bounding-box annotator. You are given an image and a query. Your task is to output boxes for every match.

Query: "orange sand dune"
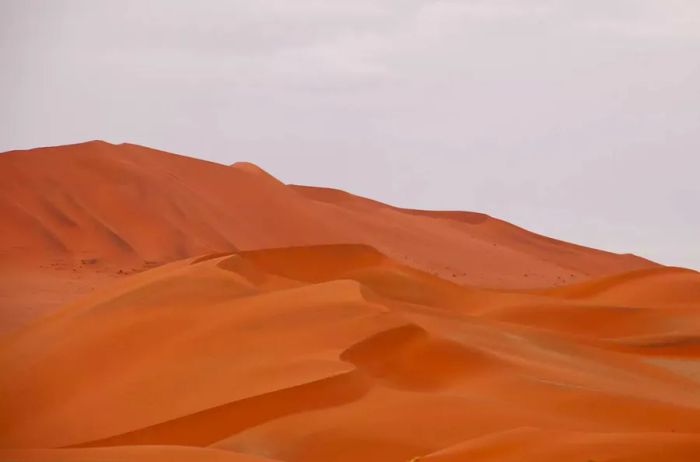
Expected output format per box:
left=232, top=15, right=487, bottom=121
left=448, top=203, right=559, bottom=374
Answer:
left=473, top=267, right=700, bottom=358
left=1, top=142, right=697, bottom=462
left=1, top=244, right=699, bottom=461
left=0, top=141, right=655, bottom=332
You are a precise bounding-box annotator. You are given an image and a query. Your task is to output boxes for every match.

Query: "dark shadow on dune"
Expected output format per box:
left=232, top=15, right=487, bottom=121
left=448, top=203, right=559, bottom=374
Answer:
left=69, top=370, right=370, bottom=448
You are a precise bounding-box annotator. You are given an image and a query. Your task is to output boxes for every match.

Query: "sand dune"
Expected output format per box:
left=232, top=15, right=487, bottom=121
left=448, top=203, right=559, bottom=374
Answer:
left=541, top=266, right=700, bottom=307
left=0, top=141, right=655, bottom=332
left=0, top=142, right=698, bottom=461
left=1, top=243, right=699, bottom=461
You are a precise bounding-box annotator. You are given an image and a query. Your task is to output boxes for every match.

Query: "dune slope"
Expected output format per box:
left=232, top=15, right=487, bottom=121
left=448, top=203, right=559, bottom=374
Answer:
left=0, top=141, right=656, bottom=333
left=1, top=245, right=699, bottom=461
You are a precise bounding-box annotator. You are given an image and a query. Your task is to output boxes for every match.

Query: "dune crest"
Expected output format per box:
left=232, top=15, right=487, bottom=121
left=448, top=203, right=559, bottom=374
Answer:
left=0, top=142, right=656, bottom=332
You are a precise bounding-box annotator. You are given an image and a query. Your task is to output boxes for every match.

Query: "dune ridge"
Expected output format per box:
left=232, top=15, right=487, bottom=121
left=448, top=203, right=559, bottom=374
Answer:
left=0, top=141, right=656, bottom=333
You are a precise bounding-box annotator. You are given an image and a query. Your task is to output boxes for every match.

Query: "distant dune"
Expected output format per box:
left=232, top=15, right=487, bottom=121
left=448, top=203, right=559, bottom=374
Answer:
left=0, top=142, right=698, bottom=462
left=0, top=141, right=654, bottom=332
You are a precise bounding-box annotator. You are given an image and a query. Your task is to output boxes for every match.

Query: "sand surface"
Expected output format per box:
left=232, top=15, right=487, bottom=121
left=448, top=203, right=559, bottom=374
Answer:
left=0, top=141, right=654, bottom=331
left=1, top=142, right=698, bottom=461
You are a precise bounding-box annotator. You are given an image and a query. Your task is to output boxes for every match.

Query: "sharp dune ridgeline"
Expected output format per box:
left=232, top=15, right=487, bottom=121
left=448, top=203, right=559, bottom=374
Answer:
left=1, top=141, right=699, bottom=462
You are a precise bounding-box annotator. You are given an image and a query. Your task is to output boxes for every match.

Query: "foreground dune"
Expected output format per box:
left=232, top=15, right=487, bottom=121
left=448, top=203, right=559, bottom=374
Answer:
left=1, top=244, right=699, bottom=461
left=0, top=141, right=655, bottom=332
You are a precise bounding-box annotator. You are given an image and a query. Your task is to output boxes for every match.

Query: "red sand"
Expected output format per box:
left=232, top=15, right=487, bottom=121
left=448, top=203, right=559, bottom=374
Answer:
left=0, top=141, right=653, bottom=332
left=0, top=142, right=698, bottom=462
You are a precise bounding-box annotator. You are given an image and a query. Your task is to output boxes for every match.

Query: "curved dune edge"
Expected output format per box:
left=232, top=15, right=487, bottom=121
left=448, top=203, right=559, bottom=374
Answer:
left=536, top=266, right=700, bottom=306
left=415, top=427, right=700, bottom=461
left=70, top=371, right=371, bottom=448
left=0, top=445, right=279, bottom=462
left=339, top=324, right=498, bottom=391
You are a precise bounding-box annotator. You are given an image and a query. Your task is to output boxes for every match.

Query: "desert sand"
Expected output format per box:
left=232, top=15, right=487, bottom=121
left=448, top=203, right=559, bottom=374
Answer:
left=0, top=141, right=653, bottom=332
left=1, top=141, right=699, bottom=461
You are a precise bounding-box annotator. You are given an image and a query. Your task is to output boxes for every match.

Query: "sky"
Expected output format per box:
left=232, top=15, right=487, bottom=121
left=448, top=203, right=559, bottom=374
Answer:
left=1, top=0, right=698, bottom=269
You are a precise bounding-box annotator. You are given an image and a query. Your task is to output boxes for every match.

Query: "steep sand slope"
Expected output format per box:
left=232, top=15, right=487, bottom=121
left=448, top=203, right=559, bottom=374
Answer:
left=0, top=141, right=654, bottom=331
left=291, top=184, right=653, bottom=285
left=0, top=141, right=653, bottom=280
left=1, top=245, right=698, bottom=461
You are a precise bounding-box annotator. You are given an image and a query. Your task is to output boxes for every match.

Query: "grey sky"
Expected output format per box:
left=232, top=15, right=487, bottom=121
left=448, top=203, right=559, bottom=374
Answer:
left=1, top=0, right=698, bottom=269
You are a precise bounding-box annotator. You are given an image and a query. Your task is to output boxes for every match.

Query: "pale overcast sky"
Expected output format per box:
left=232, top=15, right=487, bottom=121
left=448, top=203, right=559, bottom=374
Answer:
left=1, top=1, right=698, bottom=269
